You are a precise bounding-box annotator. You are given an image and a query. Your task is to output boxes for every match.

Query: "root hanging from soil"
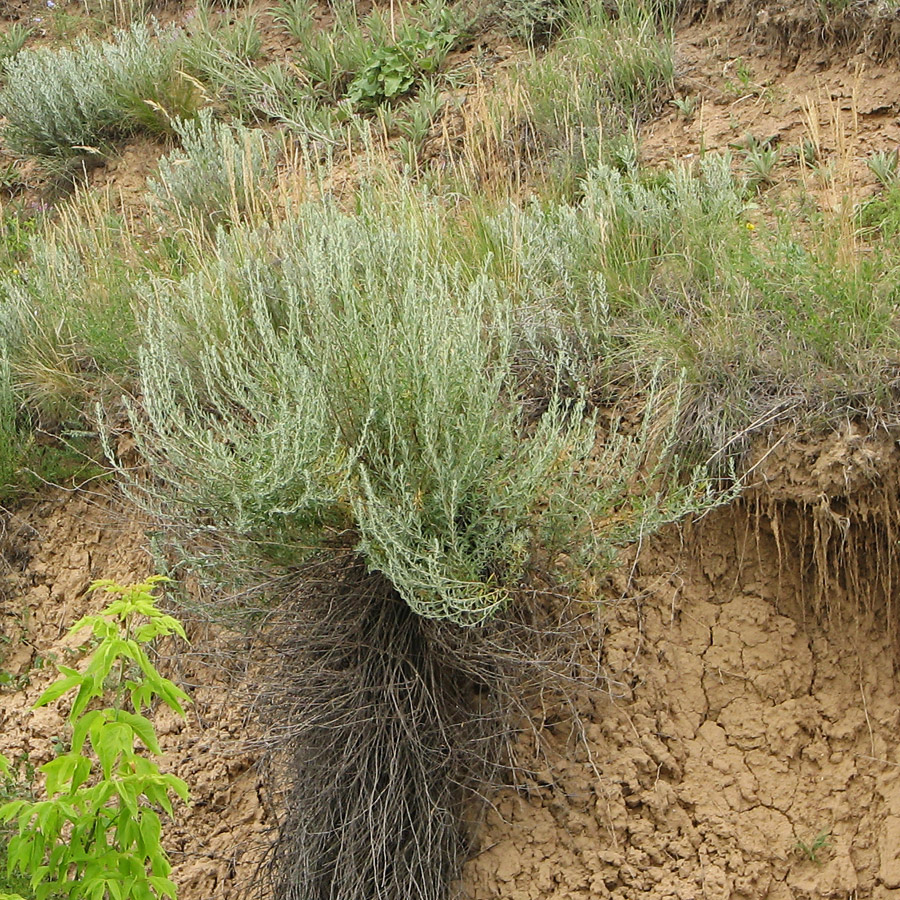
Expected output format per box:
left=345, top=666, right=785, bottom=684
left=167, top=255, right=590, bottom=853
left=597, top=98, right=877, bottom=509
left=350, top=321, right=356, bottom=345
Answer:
left=244, top=554, right=600, bottom=900
left=739, top=428, right=900, bottom=646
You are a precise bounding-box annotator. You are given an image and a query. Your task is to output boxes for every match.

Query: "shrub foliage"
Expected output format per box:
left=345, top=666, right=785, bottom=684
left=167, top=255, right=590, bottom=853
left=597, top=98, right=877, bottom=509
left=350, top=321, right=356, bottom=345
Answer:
left=147, top=110, right=279, bottom=232
left=127, top=192, right=718, bottom=626
left=0, top=24, right=196, bottom=162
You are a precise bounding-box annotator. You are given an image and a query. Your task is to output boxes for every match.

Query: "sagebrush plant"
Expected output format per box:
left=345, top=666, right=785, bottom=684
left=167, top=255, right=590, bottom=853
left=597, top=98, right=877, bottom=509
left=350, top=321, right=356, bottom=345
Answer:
left=491, top=0, right=577, bottom=45
left=0, top=576, right=189, bottom=900
left=472, top=152, right=900, bottom=454
left=147, top=110, right=280, bottom=232
left=500, top=0, right=674, bottom=190
left=116, top=184, right=729, bottom=900
left=123, top=191, right=723, bottom=626
left=0, top=23, right=197, bottom=163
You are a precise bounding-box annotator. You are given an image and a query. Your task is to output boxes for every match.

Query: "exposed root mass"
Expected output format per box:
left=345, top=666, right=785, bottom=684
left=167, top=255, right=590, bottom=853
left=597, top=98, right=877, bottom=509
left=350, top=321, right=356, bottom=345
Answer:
left=245, top=555, right=600, bottom=900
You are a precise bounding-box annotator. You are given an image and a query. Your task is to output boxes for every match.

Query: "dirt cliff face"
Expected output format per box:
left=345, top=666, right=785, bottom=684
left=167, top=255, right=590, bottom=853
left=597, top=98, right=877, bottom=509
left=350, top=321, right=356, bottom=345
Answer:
left=6, top=431, right=900, bottom=900
left=463, top=429, right=900, bottom=900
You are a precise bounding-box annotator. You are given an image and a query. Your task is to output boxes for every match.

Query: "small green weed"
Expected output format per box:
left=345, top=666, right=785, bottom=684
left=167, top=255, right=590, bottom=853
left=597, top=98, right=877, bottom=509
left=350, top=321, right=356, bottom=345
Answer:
left=347, top=43, right=418, bottom=106
left=785, top=137, right=818, bottom=167
left=742, top=134, right=779, bottom=186
left=723, top=58, right=769, bottom=99
left=0, top=203, right=41, bottom=265
left=0, top=160, right=24, bottom=195
left=671, top=94, right=697, bottom=118
left=858, top=181, right=900, bottom=237
left=346, top=23, right=455, bottom=108
left=396, top=81, right=444, bottom=147
left=220, top=13, right=263, bottom=62
left=868, top=148, right=899, bottom=187
left=270, top=0, right=316, bottom=40
left=794, top=831, right=831, bottom=864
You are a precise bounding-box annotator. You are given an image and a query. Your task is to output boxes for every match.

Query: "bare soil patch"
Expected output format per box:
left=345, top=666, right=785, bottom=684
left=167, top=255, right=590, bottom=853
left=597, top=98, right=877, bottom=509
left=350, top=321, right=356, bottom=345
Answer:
left=642, top=15, right=900, bottom=199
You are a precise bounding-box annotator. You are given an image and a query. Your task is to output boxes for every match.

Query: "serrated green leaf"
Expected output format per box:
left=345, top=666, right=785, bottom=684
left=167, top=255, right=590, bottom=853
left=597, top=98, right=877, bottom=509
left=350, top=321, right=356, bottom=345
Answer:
left=147, top=875, right=177, bottom=899
left=29, top=864, right=50, bottom=890
left=114, top=780, right=139, bottom=818
left=152, top=677, right=189, bottom=717
left=162, top=773, right=190, bottom=804
left=70, top=675, right=101, bottom=721
left=35, top=882, right=56, bottom=900
left=130, top=884, right=154, bottom=900
left=7, top=833, right=27, bottom=873
left=148, top=846, right=171, bottom=879
left=72, top=708, right=104, bottom=754
left=0, top=799, right=25, bottom=823
left=42, top=754, right=77, bottom=796
left=35, top=801, right=62, bottom=838
left=139, top=808, right=162, bottom=851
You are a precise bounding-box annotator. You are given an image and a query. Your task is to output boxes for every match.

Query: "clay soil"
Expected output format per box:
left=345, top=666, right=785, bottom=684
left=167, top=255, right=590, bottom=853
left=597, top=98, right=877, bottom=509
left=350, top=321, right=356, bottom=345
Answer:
left=7, top=410, right=900, bottom=900
left=463, top=428, right=900, bottom=900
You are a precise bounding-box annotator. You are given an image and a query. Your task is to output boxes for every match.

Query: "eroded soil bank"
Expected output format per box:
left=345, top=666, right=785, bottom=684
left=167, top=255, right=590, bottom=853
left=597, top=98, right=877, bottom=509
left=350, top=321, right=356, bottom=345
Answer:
left=3, top=430, right=900, bottom=900
left=464, top=428, right=900, bottom=900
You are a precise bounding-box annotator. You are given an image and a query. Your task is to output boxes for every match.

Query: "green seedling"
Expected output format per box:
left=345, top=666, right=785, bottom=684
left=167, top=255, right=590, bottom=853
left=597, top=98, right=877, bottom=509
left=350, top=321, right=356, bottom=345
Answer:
left=794, top=831, right=831, bottom=864
left=0, top=576, right=190, bottom=900
left=0, top=24, right=32, bottom=63
left=868, top=148, right=899, bottom=187
left=741, top=134, right=779, bottom=186
left=270, top=0, right=316, bottom=40
left=346, top=24, right=455, bottom=108
left=671, top=95, right=697, bottom=118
